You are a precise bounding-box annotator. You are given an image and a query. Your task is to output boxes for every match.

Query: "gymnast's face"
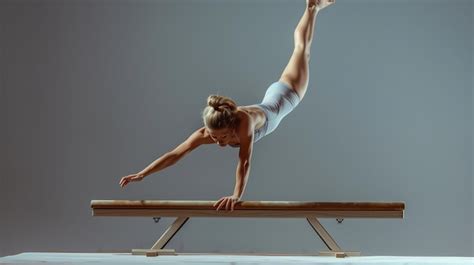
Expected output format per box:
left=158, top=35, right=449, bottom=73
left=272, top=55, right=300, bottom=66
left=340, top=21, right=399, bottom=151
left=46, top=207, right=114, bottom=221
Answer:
left=207, top=127, right=233, bottom=146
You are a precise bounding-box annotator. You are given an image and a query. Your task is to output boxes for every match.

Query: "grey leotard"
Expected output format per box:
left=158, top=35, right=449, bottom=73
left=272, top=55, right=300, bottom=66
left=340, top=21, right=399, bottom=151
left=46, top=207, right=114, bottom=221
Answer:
left=229, top=81, right=301, bottom=148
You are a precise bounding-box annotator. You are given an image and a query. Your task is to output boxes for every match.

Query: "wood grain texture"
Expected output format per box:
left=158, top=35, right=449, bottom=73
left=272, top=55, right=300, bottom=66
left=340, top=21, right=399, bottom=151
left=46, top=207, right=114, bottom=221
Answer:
left=91, top=200, right=405, bottom=210
left=90, top=200, right=405, bottom=218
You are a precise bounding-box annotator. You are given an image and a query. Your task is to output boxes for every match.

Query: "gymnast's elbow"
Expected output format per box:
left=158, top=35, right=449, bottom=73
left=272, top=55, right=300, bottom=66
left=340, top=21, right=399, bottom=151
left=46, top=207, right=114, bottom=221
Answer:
left=165, top=152, right=182, bottom=165
left=239, top=158, right=250, bottom=169
left=167, top=140, right=200, bottom=164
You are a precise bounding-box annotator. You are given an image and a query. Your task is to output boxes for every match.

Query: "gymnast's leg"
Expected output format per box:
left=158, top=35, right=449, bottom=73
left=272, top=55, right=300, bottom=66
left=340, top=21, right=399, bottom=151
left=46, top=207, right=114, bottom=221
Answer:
left=278, top=0, right=334, bottom=101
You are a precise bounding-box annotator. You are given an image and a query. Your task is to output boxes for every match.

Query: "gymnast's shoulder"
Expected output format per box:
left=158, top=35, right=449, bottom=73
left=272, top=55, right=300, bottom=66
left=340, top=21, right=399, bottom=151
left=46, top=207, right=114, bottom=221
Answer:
left=191, top=126, right=216, bottom=145
left=171, top=127, right=215, bottom=157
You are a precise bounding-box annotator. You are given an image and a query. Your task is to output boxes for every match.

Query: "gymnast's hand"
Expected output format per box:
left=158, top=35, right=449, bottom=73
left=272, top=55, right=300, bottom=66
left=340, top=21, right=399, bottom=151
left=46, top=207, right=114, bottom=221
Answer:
left=308, top=0, right=335, bottom=11
left=214, top=195, right=241, bottom=212
left=119, top=172, right=145, bottom=188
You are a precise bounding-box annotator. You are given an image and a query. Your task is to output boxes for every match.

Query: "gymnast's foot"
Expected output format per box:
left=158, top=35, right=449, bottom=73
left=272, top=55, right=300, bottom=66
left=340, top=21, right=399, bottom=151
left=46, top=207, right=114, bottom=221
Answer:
left=307, top=0, right=335, bottom=12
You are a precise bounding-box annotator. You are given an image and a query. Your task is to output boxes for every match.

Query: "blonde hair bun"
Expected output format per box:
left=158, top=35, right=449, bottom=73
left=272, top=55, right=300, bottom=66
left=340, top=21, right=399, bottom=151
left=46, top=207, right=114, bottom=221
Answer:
left=207, top=95, right=237, bottom=112
left=202, top=94, right=238, bottom=129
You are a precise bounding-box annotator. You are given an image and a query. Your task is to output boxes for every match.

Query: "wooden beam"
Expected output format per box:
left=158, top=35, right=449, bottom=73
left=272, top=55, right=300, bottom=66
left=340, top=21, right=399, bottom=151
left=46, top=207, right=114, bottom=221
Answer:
left=91, top=200, right=405, bottom=218
left=91, top=200, right=405, bottom=258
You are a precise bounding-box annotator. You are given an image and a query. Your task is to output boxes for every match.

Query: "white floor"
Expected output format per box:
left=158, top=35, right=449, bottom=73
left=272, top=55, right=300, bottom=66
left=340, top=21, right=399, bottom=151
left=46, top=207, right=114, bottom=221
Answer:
left=0, top=252, right=472, bottom=265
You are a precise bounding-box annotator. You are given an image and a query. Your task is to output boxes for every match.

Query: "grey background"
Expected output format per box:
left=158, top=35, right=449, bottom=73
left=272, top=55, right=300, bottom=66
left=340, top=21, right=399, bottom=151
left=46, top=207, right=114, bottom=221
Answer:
left=1, top=0, right=472, bottom=257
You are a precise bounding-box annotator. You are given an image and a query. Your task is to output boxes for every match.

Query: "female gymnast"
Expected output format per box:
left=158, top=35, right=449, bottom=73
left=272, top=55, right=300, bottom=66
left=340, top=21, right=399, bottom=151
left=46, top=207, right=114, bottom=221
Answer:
left=119, top=0, right=335, bottom=211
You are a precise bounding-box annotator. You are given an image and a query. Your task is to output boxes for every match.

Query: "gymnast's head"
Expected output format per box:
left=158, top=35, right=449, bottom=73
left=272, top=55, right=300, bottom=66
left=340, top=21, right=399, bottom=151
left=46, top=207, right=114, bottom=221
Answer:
left=202, top=94, right=239, bottom=146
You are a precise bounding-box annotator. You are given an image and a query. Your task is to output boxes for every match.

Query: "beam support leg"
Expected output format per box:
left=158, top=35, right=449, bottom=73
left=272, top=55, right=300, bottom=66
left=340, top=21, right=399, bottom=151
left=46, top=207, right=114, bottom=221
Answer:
left=132, top=216, right=190, bottom=256
left=306, top=216, right=360, bottom=258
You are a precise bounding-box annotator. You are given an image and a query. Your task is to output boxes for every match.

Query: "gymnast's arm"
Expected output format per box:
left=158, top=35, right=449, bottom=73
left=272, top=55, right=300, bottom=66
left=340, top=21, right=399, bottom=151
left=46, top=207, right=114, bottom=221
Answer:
left=138, top=127, right=213, bottom=177
left=233, top=116, right=254, bottom=199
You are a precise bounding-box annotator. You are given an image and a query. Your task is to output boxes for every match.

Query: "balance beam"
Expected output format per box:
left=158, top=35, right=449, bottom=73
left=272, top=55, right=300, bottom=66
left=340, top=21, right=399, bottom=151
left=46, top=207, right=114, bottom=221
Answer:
left=90, top=200, right=405, bottom=258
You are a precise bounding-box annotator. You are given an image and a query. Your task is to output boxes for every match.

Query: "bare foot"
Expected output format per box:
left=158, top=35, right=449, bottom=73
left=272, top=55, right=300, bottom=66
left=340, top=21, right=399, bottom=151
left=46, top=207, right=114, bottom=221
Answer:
left=307, top=0, right=335, bottom=12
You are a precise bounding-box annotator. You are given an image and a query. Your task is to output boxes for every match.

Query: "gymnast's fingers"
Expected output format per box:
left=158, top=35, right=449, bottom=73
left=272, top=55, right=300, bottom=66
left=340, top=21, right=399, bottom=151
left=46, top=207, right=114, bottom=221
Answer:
left=214, top=198, right=224, bottom=210
left=220, top=199, right=228, bottom=211
left=216, top=201, right=224, bottom=211
left=120, top=175, right=133, bottom=186
left=221, top=199, right=228, bottom=209
left=120, top=179, right=129, bottom=187
left=119, top=177, right=126, bottom=187
left=219, top=199, right=226, bottom=211
left=213, top=198, right=223, bottom=207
